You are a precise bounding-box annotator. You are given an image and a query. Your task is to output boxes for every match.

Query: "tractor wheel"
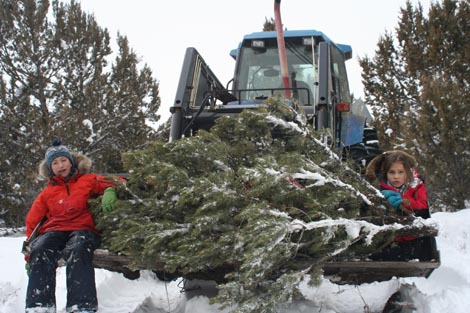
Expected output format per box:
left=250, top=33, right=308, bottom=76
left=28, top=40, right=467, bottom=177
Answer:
left=382, top=283, right=421, bottom=313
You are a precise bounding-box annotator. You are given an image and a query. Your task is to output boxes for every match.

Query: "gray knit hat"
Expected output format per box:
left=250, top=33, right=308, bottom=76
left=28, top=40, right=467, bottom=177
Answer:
left=45, top=140, right=74, bottom=172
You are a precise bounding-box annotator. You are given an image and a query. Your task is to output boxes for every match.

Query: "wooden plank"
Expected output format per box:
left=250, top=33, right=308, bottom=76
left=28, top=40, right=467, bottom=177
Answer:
left=93, top=249, right=441, bottom=284
left=322, top=258, right=440, bottom=285
left=91, top=229, right=441, bottom=284
left=93, top=249, right=141, bottom=279
left=324, top=260, right=440, bottom=270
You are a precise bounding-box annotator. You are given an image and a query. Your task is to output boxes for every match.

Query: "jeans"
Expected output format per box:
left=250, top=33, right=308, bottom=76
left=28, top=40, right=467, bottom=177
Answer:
left=25, top=230, right=100, bottom=312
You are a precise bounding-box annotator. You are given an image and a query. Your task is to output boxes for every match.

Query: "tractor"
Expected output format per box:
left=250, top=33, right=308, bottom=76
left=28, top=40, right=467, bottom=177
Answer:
left=169, top=6, right=380, bottom=169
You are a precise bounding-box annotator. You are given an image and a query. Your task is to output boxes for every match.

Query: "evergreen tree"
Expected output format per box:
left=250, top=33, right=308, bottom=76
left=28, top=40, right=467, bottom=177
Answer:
left=0, top=0, right=160, bottom=225
left=359, top=0, right=470, bottom=210
left=263, top=17, right=275, bottom=31
left=0, top=0, right=55, bottom=224
left=93, top=34, right=160, bottom=171
left=91, top=100, right=429, bottom=312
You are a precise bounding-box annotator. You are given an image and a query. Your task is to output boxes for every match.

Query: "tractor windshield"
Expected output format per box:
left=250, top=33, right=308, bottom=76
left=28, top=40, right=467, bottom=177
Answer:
left=234, top=36, right=351, bottom=106
left=234, top=37, right=316, bottom=104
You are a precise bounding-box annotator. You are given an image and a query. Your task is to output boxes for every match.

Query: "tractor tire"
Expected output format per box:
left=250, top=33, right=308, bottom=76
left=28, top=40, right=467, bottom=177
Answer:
left=382, top=283, right=421, bottom=313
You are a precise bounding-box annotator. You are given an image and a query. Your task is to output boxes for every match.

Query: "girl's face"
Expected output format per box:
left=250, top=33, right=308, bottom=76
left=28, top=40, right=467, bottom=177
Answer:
left=51, top=156, right=72, bottom=178
left=387, top=162, right=408, bottom=188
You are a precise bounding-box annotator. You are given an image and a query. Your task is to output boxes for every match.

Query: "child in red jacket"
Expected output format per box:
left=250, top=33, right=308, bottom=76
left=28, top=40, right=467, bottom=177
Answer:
left=25, top=141, right=117, bottom=313
left=365, top=150, right=435, bottom=261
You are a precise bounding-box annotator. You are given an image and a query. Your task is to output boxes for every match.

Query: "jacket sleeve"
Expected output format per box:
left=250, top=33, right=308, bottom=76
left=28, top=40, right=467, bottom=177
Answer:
left=92, top=174, right=117, bottom=195
left=25, top=191, right=49, bottom=237
left=402, top=183, right=429, bottom=218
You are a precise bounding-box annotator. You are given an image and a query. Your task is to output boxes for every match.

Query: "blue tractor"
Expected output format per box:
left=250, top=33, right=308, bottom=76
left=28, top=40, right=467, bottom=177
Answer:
left=169, top=29, right=380, bottom=168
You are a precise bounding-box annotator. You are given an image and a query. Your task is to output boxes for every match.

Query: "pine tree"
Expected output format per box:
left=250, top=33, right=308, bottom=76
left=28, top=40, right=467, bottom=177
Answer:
left=0, top=0, right=160, bottom=225
left=414, top=0, right=470, bottom=210
left=93, top=34, right=160, bottom=171
left=91, top=100, right=427, bottom=312
left=0, top=0, right=54, bottom=225
left=359, top=0, right=470, bottom=210
left=359, top=29, right=421, bottom=151
left=263, top=17, right=275, bottom=31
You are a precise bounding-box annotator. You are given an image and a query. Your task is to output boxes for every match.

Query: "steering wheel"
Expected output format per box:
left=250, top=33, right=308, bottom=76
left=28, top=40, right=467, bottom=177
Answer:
left=250, top=66, right=280, bottom=98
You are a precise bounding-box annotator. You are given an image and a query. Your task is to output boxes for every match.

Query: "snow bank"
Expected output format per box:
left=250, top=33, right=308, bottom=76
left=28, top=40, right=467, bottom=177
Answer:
left=1, top=209, right=470, bottom=312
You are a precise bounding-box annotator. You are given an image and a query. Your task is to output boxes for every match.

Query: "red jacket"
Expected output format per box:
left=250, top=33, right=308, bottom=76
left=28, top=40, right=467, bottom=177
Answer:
left=25, top=153, right=114, bottom=237
left=379, top=170, right=429, bottom=216
left=366, top=151, right=430, bottom=242
left=380, top=169, right=430, bottom=242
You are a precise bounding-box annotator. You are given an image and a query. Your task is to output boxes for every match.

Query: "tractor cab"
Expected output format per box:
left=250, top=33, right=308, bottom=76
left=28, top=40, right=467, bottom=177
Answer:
left=170, top=30, right=368, bottom=152
left=229, top=30, right=351, bottom=108
left=229, top=31, right=321, bottom=106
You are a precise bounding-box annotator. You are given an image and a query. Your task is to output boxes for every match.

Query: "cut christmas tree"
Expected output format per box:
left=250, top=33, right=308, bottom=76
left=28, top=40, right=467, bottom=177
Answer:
left=90, top=99, right=439, bottom=312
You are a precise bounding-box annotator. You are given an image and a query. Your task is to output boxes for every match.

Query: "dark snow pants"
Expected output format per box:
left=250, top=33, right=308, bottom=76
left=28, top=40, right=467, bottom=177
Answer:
left=25, top=230, right=100, bottom=312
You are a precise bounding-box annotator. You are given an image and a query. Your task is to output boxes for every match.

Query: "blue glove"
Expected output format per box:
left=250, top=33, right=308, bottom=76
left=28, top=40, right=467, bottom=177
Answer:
left=381, top=190, right=398, bottom=199
left=381, top=190, right=403, bottom=211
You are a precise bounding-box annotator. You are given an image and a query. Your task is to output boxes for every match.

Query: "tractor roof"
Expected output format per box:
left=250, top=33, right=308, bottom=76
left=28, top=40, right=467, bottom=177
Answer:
left=230, top=29, right=352, bottom=60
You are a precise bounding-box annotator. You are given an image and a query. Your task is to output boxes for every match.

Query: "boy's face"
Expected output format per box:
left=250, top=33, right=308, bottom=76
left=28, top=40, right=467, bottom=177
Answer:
left=51, top=156, right=72, bottom=178
left=387, top=162, right=407, bottom=188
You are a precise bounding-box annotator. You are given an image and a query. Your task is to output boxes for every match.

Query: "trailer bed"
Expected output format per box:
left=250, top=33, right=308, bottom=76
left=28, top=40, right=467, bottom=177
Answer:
left=93, top=247, right=441, bottom=285
left=323, top=258, right=440, bottom=285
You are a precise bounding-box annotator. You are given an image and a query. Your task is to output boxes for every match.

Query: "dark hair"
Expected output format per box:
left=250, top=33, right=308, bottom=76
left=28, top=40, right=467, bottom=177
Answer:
left=380, top=151, right=414, bottom=182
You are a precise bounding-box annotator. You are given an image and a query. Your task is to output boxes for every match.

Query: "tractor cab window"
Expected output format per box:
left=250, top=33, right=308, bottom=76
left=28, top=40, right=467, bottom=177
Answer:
left=235, top=37, right=316, bottom=105
left=330, top=46, right=351, bottom=104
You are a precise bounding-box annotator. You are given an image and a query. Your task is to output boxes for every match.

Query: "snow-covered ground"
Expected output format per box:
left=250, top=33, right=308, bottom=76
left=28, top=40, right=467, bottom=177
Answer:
left=1, top=209, right=469, bottom=313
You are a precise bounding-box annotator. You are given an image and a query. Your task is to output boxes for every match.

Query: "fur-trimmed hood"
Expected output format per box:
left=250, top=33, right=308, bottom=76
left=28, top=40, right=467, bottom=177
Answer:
left=39, top=152, right=92, bottom=179
left=365, top=150, right=417, bottom=184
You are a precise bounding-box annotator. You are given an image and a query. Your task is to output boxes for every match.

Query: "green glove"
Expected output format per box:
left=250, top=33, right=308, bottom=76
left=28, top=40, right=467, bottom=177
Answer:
left=101, top=187, right=117, bottom=213
left=25, top=262, right=30, bottom=276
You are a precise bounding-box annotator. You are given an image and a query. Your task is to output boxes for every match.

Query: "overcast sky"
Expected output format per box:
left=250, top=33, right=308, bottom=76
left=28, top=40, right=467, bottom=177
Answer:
left=75, top=0, right=432, bottom=122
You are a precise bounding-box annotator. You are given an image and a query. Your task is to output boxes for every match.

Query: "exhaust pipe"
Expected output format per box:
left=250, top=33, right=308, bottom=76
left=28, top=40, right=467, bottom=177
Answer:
left=274, top=0, right=291, bottom=98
